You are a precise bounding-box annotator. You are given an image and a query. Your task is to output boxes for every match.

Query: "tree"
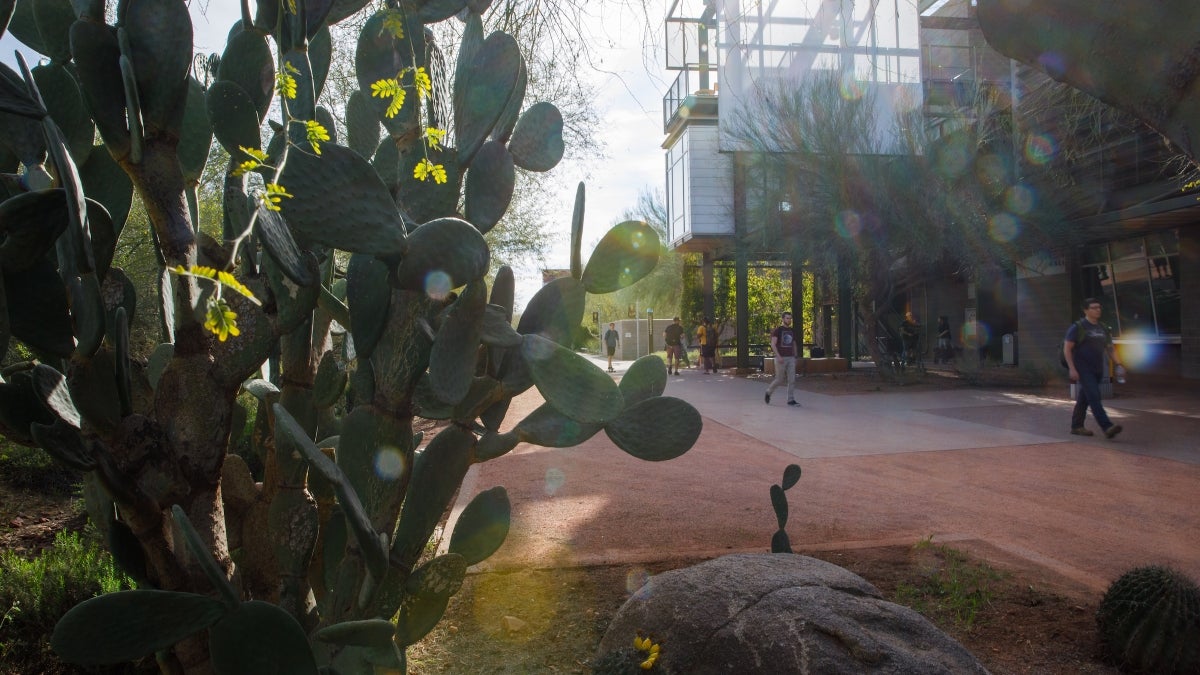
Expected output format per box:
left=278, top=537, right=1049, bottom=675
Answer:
left=727, top=71, right=1063, bottom=367
left=977, top=0, right=1200, bottom=167
left=0, top=1, right=700, bottom=672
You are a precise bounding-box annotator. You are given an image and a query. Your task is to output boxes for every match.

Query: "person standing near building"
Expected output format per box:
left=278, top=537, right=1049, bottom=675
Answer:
left=765, top=311, right=799, bottom=406
left=663, top=316, right=685, bottom=375
left=1064, top=298, right=1126, bottom=439
left=698, top=317, right=718, bottom=373
left=935, top=316, right=952, bottom=364
left=900, top=311, right=921, bottom=366
left=603, top=322, right=620, bottom=373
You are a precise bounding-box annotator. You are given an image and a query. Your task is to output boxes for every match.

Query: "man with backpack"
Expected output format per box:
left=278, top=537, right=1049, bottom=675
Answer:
left=1063, top=298, right=1127, bottom=439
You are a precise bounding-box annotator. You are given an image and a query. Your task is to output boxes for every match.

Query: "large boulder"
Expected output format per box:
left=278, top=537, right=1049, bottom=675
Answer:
left=594, top=553, right=989, bottom=674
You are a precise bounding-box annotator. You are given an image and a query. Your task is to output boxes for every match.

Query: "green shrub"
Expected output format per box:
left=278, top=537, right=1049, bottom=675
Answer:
left=0, top=530, right=131, bottom=672
left=0, top=443, right=80, bottom=496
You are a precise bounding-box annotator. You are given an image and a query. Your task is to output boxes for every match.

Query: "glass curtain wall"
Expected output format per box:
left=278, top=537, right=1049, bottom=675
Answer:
left=1080, top=230, right=1181, bottom=339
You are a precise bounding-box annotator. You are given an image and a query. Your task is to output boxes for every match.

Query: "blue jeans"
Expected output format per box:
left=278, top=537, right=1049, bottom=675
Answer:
left=1071, top=368, right=1112, bottom=430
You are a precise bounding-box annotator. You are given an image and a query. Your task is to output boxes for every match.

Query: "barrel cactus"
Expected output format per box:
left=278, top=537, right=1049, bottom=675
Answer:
left=1096, top=565, right=1200, bottom=674
left=0, top=0, right=702, bottom=672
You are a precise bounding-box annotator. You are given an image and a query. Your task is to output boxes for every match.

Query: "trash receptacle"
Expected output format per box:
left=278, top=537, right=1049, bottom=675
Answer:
left=1002, top=333, right=1016, bottom=365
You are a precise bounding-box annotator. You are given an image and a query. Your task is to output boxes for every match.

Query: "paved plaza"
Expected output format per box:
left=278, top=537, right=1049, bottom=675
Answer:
left=447, top=356, right=1200, bottom=593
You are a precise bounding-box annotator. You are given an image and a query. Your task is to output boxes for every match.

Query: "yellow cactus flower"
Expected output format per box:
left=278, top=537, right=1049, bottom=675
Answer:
left=413, top=158, right=447, bottom=184
left=232, top=146, right=269, bottom=177
left=425, top=127, right=446, bottom=151
left=170, top=266, right=260, bottom=305
left=276, top=69, right=297, bottom=100
left=305, top=119, right=331, bottom=154
left=261, top=183, right=294, bottom=212
left=413, top=66, right=432, bottom=99
left=382, top=9, right=405, bottom=39
left=371, top=78, right=406, bottom=118
left=204, top=297, right=240, bottom=342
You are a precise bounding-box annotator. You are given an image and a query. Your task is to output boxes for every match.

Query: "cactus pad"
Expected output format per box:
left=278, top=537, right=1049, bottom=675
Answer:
left=449, top=486, right=511, bottom=565
left=513, top=402, right=604, bottom=448
left=618, top=354, right=668, bottom=406
left=208, top=600, right=319, bottom=675
left=604, top=396, right=702, bottom=461
left=51, top=590, right=227, bottom=666
left=523, top=334, right=623, bottom=424
left=509, top=101, right=564, bottom=172
left=580, top=220, right=661, bottom=294
left=464, top=140, right=515, bottom=234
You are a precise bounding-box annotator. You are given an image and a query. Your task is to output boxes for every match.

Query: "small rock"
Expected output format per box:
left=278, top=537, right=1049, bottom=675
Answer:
left=9, top=518, right=23, bottom=527
left=501, top=615, right=527, bottom=633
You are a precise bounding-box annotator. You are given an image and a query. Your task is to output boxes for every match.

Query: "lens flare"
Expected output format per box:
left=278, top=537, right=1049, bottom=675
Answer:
left=975, top=321, right=993, bottom=348
left=976, top=154, right=1008, bottom=185
left=1037, top=51, right=1067, bottom=78
left=424, top=269, right=452, bottom=301
left=625, top=566, right=651, bottom=594
left=989, top=212, right=1020, bottom=242
left=544, top=467, right=566, bottom=496
left=1024, top=133, right=1056, bottom=166
left=839, top=73, right=864, bottom=101
left=374, top=446, right=406, bottom=480
left=835, top=210, right=862, bottom=238
left=1116, top=341, right=1155, bottom=370
left=1005, top=185, right=1035, bottom=215
left=935, top=142, right=972, bottom=179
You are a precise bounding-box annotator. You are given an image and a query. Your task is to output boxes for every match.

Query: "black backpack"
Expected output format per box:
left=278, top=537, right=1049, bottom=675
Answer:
left=1058, top=318, right=1111, bottom=369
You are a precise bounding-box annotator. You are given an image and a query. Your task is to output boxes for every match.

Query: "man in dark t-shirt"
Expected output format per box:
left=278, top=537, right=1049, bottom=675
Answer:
left=603, top=323, right=619, bottom=373
left=1064, top=298, right=1127, bottom=439
left=765, top=312, right=799, bottom=406
left=663, top=317, right=685, bottom=375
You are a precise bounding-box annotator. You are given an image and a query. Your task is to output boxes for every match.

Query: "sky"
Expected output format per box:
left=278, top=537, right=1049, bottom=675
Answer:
left=1, top=2, right=672, bottom=314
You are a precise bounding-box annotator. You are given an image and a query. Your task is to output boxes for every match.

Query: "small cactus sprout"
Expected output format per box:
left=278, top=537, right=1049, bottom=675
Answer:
left=1096, top=565, right=1200, bottom=674
left=770, top=463, right=802, bottom=553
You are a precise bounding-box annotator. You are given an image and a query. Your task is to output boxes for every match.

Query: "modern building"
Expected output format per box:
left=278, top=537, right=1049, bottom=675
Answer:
left=661, top=0, right=1197, bottom=379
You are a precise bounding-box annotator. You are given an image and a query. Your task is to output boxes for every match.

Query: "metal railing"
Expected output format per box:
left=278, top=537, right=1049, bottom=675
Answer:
left=662, top=68, right=717, bottom=131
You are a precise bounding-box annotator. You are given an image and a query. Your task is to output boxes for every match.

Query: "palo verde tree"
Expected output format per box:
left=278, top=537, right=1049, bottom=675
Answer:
left=0, top=0, right=702, bottom=672
left=727, top=70, right=1064, bottom=368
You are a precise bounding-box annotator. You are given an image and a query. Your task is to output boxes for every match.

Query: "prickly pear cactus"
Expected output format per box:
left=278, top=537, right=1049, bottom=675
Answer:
left=1096, top=565, right=1200, bottom=675
left=0, top=1, right=702, bottom=673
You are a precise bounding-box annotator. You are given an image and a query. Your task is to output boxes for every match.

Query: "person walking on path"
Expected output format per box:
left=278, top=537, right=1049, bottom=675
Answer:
left=603, top=322, right=620, bottom=373
left=663, top=317, right=685, bottom=375
left=1064, top=298, right=1127, bottom=439
left=697, top=318, right=719, bottom=373
left=765, top=311, right=799, bottom=406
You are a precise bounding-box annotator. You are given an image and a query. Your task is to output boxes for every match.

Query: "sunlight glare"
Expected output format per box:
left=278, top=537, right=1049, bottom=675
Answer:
left=424, top=270, right=452, bottom=301
left=1024, top=133, right=1056, bottom=166
left=835, top=210, right=863, bottom=238
left=1005, top=185, right=1035, bottom=215
left=374, top=446, right=407, bottom=481
left=989, top=212, right=1020, bottom=242
left=544, top=467, right=566, bottom=496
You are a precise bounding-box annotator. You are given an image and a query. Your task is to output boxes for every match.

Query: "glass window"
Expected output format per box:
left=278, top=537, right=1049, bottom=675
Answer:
left=1077, top=231, right=1180, bottom=338
left=1111, top=259, right=1155, bottom=336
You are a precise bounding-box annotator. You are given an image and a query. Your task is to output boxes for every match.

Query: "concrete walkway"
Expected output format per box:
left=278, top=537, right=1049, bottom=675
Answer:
left=447, top=356, right=1200, bottom=593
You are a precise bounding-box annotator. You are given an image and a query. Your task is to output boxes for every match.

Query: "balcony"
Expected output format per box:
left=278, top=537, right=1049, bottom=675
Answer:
left=662, top=68, right=719, bottom=133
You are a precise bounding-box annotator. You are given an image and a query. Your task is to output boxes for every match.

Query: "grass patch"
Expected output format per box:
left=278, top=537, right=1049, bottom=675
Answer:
left=893, top=539, right=1005, bottom=629
left=0, top=529, right=131, bottom=673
